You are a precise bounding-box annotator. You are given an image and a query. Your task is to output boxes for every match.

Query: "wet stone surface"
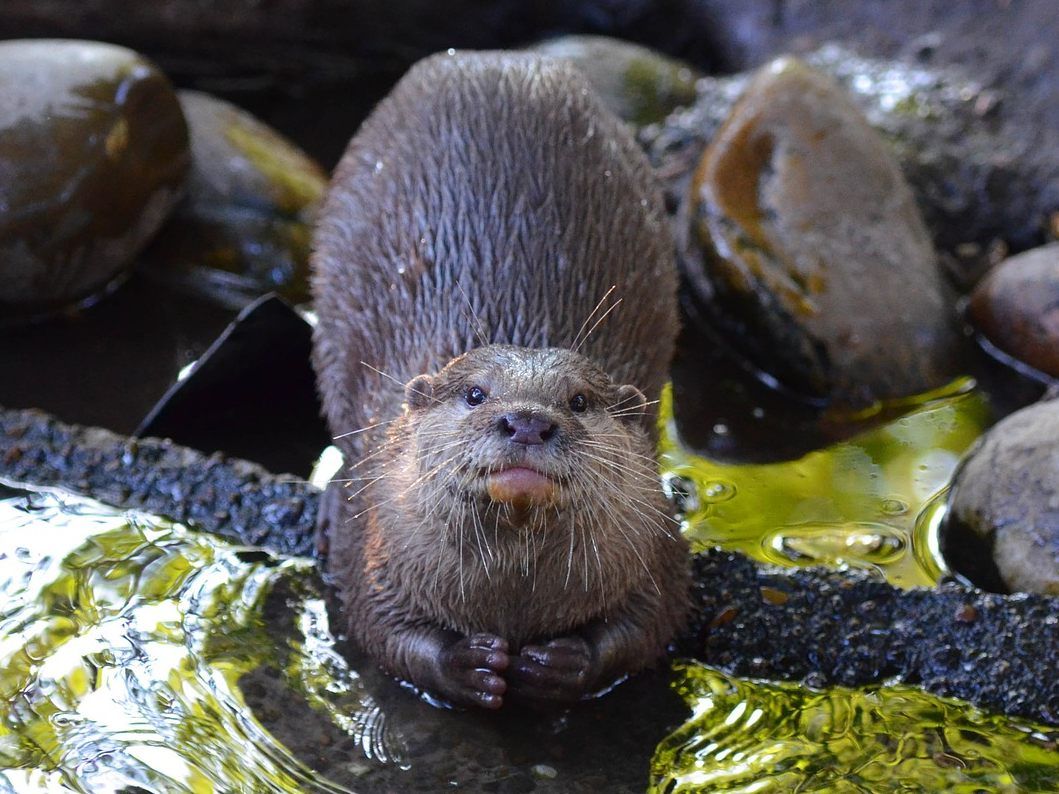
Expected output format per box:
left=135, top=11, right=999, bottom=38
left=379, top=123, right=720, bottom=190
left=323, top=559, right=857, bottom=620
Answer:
left=0, top=407, right=316, bottom=557
left=245, top=576, right=688, bottom=793
left=970, top=242, right=1059, bottom=380
left=142, top=90, right=327, bottom=309
left=946, top=397, right=1059, bottom=596
left=0, top=39, right=189, bottom=323
left=683, top=57, right=963, bottom=408
left=644, top=43, right=1059, bottom=256
left=684, top=552, right=1059, bottom=725
left=2, top=405, right=1057, bottom=726
left=529, top=35, right=701, bottom=128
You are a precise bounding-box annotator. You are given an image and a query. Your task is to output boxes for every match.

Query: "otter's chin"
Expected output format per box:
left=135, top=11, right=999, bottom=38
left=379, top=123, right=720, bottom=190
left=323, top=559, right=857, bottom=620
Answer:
left=485, top=467, right=557, bottom=509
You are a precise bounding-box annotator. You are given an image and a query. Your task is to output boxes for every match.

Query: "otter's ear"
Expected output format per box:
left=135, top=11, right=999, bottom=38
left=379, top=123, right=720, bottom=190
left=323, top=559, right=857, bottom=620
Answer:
left=613, top=384, right=648, bottom=425
left=405, top=374, right=435, bottom=410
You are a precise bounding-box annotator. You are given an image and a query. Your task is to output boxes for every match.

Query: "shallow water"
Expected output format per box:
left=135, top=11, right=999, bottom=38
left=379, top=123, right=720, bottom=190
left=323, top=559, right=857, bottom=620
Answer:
left=663, top=378, right=989, bottom=588
left=654, top=663, right=1059, bottom=792
left=1, top=384, right=1058, bottom=792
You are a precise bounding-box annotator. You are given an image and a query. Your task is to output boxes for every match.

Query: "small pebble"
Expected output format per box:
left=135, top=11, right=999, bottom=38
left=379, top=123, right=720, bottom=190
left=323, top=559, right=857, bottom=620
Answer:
left=532, top=764, right=558, bottom=780
left=760, top=586, right=790, bottom=606
left=955, top=604, right=978, bottom=623
left=710, top=606, right=739, bottom=628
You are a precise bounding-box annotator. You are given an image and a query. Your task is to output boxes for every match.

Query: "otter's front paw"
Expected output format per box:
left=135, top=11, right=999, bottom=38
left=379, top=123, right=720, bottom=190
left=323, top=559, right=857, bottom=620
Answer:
left=507, top=636, right=595, bottom=704
left=437, top=633, right=510, bottom=709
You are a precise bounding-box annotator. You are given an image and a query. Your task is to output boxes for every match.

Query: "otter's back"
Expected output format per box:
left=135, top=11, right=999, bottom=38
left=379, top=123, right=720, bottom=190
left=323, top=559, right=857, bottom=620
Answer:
left=312, top=51, right=677, bottom=455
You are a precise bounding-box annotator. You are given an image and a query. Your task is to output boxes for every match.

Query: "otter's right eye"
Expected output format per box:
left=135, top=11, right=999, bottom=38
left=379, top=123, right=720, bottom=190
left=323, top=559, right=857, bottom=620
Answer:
left=465, top=386, right=487, bottom=407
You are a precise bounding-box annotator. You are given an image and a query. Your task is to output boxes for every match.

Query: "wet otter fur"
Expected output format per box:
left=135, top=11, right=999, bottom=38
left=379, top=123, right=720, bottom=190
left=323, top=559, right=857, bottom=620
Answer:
left=312, top=51, right=689, bottom=708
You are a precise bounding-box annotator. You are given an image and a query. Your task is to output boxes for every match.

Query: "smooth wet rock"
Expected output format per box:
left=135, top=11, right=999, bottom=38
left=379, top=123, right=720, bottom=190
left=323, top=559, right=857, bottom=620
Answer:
left=644, top=44, right=1059, bottom=254
left=969, top=243, right=1059, bottom=379
left=530, top=35, right=700, bottom=127
left=946, top=398, right=1059, bottom=595
left=142, top=90, right=327, bottom=308
left=683, top=57, right=962, bottom=408
left=0, top=39, right=189, bottom=323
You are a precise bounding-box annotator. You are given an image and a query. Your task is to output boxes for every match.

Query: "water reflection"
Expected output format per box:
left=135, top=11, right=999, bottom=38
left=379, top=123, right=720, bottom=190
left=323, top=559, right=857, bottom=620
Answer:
left=662, top=380, right=989, bottom=588
left=0, top=487, right=347, bottom=793
left=0, top=487, right=686, bottom=792
left=652, top=662, right=1059, bottom=792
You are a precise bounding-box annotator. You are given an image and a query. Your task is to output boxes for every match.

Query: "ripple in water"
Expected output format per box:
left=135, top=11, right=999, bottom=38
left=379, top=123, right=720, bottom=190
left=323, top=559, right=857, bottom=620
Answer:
left=0, top=487, right=380, bottom=793
left=660, top=380, right=988, bottom=588
left=652, top=662, right=1059, bottom=793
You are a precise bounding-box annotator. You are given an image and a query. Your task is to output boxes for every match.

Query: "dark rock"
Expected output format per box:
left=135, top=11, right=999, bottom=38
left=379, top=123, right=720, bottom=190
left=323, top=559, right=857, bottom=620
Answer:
left=683, top=0, right=1059, bottom=142
left=682, top=57, right=962, bottom=407
left=529, top=35, right=701, bottom=127
left=969, top=243, right=1059, bottom=379
left=142, top=90, right=327, bottom=309
left=137, top=296, right=331, bottom=478
left=2, top=405, right=1057, bottom=725
left=0, top=39, right=189, bottom=323
left=0, top=406, right=316, bottom=557
left=946, top=398, right=1059, bottom=595
left=644, top=44, right=1059, bottom=256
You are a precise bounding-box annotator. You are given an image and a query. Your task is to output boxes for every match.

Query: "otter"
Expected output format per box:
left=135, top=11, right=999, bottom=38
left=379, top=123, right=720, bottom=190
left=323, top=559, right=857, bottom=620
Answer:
left=311, top=51, right=689, bottom=709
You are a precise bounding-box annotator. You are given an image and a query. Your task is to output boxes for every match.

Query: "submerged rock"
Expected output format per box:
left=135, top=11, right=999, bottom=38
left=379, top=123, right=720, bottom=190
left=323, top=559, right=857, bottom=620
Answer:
left=644, top=44, right=1059, bottom=255
left=683, top=57, right=962, bottom=408
left=969, top=243, right=1059, bottom=379
left=946, top=398, right=1059, bottom=595
left=0, top=39, right=189, bottom=323
left=142, top=90, right=327, bottom=308
left=530, top=35, right=701, bottom=127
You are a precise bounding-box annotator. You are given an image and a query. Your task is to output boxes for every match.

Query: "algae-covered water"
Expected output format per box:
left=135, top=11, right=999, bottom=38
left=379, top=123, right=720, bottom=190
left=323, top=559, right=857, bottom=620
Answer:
left=1, top=383, right=1057, bottom=792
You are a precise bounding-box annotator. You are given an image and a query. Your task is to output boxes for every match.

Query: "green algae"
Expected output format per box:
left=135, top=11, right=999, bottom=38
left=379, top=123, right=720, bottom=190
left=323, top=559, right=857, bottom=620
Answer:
left=223, top=123, right=325, bottom=217
left=621, top=56, right=700, bottom=127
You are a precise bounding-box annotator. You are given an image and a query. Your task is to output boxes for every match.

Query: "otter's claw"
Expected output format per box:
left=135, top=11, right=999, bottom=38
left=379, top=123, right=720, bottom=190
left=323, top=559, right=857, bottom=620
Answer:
left=507, top=636, right=595, bottom=704
left=437, top=633, right=509, bottom=709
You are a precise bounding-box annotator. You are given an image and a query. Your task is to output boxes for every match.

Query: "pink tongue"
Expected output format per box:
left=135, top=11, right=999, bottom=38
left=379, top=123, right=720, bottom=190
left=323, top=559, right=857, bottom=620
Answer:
left=487, top=467, right=556, bottom=505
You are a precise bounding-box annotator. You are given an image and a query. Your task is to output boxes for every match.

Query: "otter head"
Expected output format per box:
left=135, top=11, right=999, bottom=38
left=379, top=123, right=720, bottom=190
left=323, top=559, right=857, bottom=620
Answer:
left=395, top=345, right=655, bottom=532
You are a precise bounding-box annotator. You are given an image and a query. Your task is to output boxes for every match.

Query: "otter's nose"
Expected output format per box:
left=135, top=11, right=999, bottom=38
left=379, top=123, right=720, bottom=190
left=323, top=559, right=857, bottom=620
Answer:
left=499, top=412, right=558, bottom=445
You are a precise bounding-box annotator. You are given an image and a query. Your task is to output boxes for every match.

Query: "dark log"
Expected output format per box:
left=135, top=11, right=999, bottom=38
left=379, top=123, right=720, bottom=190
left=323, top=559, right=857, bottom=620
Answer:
left=0, top=0, right=715, bottom=87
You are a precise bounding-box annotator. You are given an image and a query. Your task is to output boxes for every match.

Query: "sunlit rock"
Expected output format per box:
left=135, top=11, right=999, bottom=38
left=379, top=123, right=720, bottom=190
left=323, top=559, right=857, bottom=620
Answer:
left=645, top=44, right=1059, bottom=255
left=683, top=57, right=963, bottom=408
left=142, top=90, right=327, bottom=308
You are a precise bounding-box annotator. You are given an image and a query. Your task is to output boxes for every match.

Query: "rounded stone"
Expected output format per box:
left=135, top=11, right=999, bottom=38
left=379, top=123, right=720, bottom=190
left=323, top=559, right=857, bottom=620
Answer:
left=0, top=39, right=189, bottom=322
left=683, top=57, right=962, bottom=408
left=142, top=90, right=327, bottom=308
left=969, top=243, right=1059, bottom=379
left=530, top=35, right=700, bottom=127
left=946, top=398, right=1059, bottom=595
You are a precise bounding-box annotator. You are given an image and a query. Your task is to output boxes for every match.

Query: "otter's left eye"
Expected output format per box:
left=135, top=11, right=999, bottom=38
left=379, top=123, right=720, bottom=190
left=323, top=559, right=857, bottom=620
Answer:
left=465, top=386, right=487, bottom=407
left=569, top=393, right=588, bottom=413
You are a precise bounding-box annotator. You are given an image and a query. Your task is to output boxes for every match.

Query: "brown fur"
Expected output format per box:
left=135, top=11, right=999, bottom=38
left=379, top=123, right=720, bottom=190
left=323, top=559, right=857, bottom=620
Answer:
left=311, top=51, right=688, bottom=708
